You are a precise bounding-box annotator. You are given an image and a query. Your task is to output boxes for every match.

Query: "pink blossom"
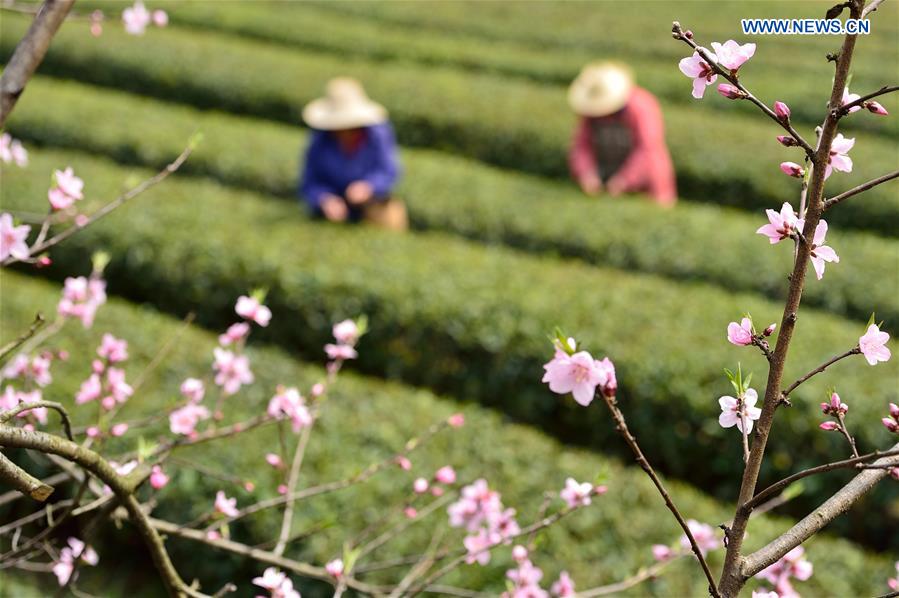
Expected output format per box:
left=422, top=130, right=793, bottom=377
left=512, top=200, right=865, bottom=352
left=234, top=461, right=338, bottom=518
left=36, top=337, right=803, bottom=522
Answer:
left=763, top=323, right=777, bottom=337
left=332, top=319, right=360, bottom=345
left=266, top=386, right=312, bottom=432
left=824, top=134, right=854, bottom=179
left=773, top=101, right=791, bottom=120
left=718, top=389, right=762, bottom=433
left=752, top=591, right=779, bottom=598
left=435, top=465, right=456, bottom=484
left=98, top=333, right=128, bottom=363
left=169, top=403, right=210, bottom=435
left=559, top=477, right=593, bottom=508
left=889, top=560, right=898, bottom=591
left=2, top=353, right=52, bottom=387
left=0, top=212, right=31, bottom=261
left=727, top=317, right=754, bottom=345
left=757, top=203, right=799, bottom=244
left=448, top=413, right=465, bottom=427
left=150, top=465, right=169, bottom=489
left=883, top=403, right=899, bottom=433
left=506, top=559, right=546, bottom=596
left=464, top=528, right=498, bottom=565
left=717, top=83, right=745, bottom=100
left=253, top=567, right=287, bottom=592
left=76, top=374, right=102, bottom=404
left=325, top=558, right=344, bottom=577
left=265, top=453, right=283, bottom=468
left=324, top=343, right=358, bottom=361
left=448, top=479, right=504, bottom=532
left=47, top=167, right=84, bottom=210
left=550, top=571, right=576, bottom=597
left=776, top=135, right=799, bottom=147
left=866, top=101, right=889, bottom=116
left=542, top=349, right=610, bottom=406
left=214, top=490, right=238, bottom=517
left=431, top=486, right=445, bottom=497
left=678, top=49, right=718, bottom=99
left=122, top=0, right=151, bottom=35
left=652, top=544, right=673, bottom=561
left=807, top=220, right=839, bottom=280
left=52, top=537, right=98, bottom=586
left=235, top=295, right=271, bottom=327
left=89, top=10, right=103, bottom=37
left=890, top=468, right=899, bottom=482
left=152, top=9, right=168, bottom=26
left=180, top=378, right=205, bottom=402
left=404, top=506, right=418, bottom=518
left=819, top=421, right=840, bottom=431
left=413, top=477, right=429, bottom=494
left=218, top=322, right=250, bottom=346
left=86, top=426, right=100, bottom=438
left=57, top=276, right=107, bottom=328
left=213, top=348, right=254, bottom=395
left=512, top=545, right=529, bottom=562
left=277, top=484, right=288, bottom=494
left=111, top=423, right=129, bottom=436
left=0, top=386, right=17, bottom=411
left=779, top=162, right=805, bottom=179
left=756, top=546, right=813, bottom=596
left=0, top=133, right=28, bottom=167
left=820, top=392, right=848, bottom=416
left=105, top=367, right=133, bottom=404
left=841, top=87, right=862, bottom=113
left=311, top=382, right=325, bottom=397
left=680, top=519, right=720, bottom=556
left=395, top=455, right=412, bottom=470
left=711, top=40, right=756, bottom=70
left=859, top=324, right=891, bottom=365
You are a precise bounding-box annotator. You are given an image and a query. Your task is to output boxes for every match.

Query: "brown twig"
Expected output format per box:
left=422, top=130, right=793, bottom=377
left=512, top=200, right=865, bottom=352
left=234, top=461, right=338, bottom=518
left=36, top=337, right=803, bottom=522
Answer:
left=578, top=555, right=684, bottom=597
left=0, top=451, right=54, bottom=501
left=0, top=313, right=46, bottom=366
left=781, top=347, right=860, bottom=399
left=272, top=420, right=314, bottom=556
left=600, top=392, right=721, bottom=597
left=0, top=0, right=76, bottom=127
left=837, top=84, right=899, bottom=115
left=0, top=399, right=73, bottom=440
left=823, top=169, right=899, bottom=210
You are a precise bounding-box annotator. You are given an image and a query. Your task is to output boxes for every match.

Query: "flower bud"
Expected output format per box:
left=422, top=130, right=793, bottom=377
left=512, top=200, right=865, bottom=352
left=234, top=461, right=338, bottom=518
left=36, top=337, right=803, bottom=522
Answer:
left=652, top=544, right=673, bottom=562
left=883, top=418, right=899, bottom=433
left=717, top=83, right=746, bottom=100
left=36, top=255, right=52, bottom=268
left=413, top=477, right=429, bottom=494
left=111, top=423, right=129, bottom=436
left=684, top=30, right=694, bottom=39
left=763, top=323, right=777, bottom=336
left=150, top=465, right=169, bottom=490
left=779, top=162, right=805, bottom=178
left=773, top=101, right=791, bottom=120
left=448, top=413, right=465, bottom=427
left=865, top=101, right=889, bottom=116
left=277, top=484, right=288, bottom=495
left=265, top=453, right=283, bottom=468
left=395, top=455, right=411, bottom=470
left=776, top=135, right=798, bottom=147
left=891, top=467, right=899, bottom=481
left=404, top=507, right=418, bottom=519
left=86, top=426, right=100, bottom=438
left=819, top=421, right=840, bottom=431
left=512, top=545, right=529, bottom=562
left=890, top=403, right=899, bottom=419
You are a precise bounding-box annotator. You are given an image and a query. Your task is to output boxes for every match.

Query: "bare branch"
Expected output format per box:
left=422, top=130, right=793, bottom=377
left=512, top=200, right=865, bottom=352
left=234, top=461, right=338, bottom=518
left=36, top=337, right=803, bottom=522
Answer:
left=578, top=555, right=683, bottom=597
left=0, top=0, right=76, bottom=127
left=0, top=400, right=73, bottom=440
left=862, top=0, right=888, bottom=17
left=0, top=313, right=46, bottom=366
left=0, top=451, right=53, bottom=501
left=781, top=347, right=860, bottom=399
left=823, top=169, right=899, bottom=210
left=741, top=442, right=899, bottom=578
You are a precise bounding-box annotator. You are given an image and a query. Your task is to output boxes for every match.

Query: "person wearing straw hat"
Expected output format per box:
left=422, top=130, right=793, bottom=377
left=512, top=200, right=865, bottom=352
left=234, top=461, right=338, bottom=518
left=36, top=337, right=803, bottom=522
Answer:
left=568, top=62, right=677, bottom=206
left=299, top=77, right=407, bottom=230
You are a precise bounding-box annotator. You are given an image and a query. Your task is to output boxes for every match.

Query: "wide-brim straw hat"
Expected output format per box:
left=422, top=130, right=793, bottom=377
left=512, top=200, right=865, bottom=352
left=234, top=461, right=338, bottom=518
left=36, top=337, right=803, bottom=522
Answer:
left=568, top=62, right=634, bottom=117
left=303, top=77, right=388, bottom=130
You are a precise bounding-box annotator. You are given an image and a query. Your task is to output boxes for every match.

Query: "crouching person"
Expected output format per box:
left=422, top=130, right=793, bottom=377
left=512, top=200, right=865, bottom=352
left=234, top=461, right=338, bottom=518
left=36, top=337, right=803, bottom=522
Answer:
left=568, top=62, right=677, bottom=207
left=299, top=77, right=408, bottom=230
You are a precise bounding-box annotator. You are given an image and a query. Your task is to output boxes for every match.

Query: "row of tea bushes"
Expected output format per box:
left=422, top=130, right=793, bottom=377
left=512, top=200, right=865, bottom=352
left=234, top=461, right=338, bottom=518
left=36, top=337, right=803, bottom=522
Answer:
left=8, top=77, right=899, bottom=328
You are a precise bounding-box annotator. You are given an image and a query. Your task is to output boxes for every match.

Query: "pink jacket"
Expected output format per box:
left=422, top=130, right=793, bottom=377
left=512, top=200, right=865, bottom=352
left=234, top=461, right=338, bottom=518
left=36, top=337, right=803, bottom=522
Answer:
left=568, top=87, right=677, bottom=205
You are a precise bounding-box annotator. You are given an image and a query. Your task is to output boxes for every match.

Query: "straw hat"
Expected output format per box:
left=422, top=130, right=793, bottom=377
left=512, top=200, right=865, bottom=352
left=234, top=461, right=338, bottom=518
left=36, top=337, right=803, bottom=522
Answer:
left=568, top=62, right=634, bottom=117
left=302, top=77, right=388, bottom=130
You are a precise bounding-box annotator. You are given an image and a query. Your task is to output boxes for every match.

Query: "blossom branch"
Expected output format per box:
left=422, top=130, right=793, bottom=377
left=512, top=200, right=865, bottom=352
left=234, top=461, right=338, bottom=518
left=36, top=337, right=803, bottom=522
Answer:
left=0, top=313, right=46, bottom=365
left=781, top=347, right=860, bottom=399
left=837, top=84, right=898, bottom=115
left=741, top=441, right=899, bottom=578
left=272, top=421, right=313, bottom=556
left=577, top=555, right=684, bottom=597
left=599, top=393, right=721, bottom=597
left=1, top=141, right=196, bottom=267
left=823, top=169, right=899, bottom=210
left=671, top=21, right=815, bottom=156
left=0, top=0, right=75, bottom=127
left=743, top=446, right=899, bottom=512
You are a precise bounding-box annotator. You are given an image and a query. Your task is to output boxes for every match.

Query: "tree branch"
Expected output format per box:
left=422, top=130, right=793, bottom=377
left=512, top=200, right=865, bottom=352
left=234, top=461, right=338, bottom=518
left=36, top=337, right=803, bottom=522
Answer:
left=861, top=0, right=888, bottom=17
left=0, top=313, right=46, bottom=366
left=0, top=451, right=54, bottom=501
left=0, top=399, right=73, bottom=440
left=823, top=169, right=899, bottom=210
left=781, top=347, right=860, bottom=399
left=0, top=0, right=75, bottom=127
left=837, top=84, right=898, bottom=115
left=741, top=442, right=899, bottom=578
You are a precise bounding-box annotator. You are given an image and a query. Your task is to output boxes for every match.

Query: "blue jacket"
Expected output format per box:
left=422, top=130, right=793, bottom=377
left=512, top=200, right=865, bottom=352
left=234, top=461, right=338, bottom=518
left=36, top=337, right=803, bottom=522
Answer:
left=298, top=123, right=401, bottom=211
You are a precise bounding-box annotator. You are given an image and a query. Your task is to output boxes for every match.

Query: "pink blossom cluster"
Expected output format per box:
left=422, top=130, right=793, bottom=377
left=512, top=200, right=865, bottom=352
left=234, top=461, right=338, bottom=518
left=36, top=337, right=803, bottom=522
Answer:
left=679, top=40, right=755, bottom=99
left=213, top=347, right=254, bottom=396
left=169, top=379, right=210, bottom=436
left=52, top=537, right=98, bottom=586
left=325, top=318, right=361, bottom=362
left=0, top=133, right=28, bottom=167
left=267, top=386, right=312, bottom=433
left=75, top=335, right=133, bottom=410
left=727, top=317, right=775, bottom=346
left=235, top=295, right=272, bottom=327
left=57, top=275, right=107, bottom=328
left=755, top=546, right=813, bottom=598
left=503, top=547, right=548, bottom=598
left=859, top=324, right=891, bottom=366
left=819, top=392, right=849, bottom=432
left=122, top=1, right=168, bottom=36
left=48, top=167, right=84, bottom=211
left=757, top=209, right=839, bottom=280
left=214, top=490, right=239, bottom=518
left=680, top=519, right=721, bottom=557
left=882, top=402, right=899, bottom=434
left=542, top=338, right=616, bottom=406
left=2, top=352, right=53, bottom=387
left=0, top=212, right=31, bottom=262
left=559, top=477, right=605, bottom=508
left=448, top=479, right=520, bottom=565
left=411, top=465, right=457, bottom=501
left=252, top=567, right=299, bottom=598
left=0, top=386, right=47, bottom=427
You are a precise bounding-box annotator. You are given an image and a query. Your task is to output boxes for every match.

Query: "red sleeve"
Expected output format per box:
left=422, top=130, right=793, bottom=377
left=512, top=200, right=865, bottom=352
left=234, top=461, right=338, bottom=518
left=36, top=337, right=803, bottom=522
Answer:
left=568, top=117, right=598, bottom=182
left=612, top=89, right=677, bottom=205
